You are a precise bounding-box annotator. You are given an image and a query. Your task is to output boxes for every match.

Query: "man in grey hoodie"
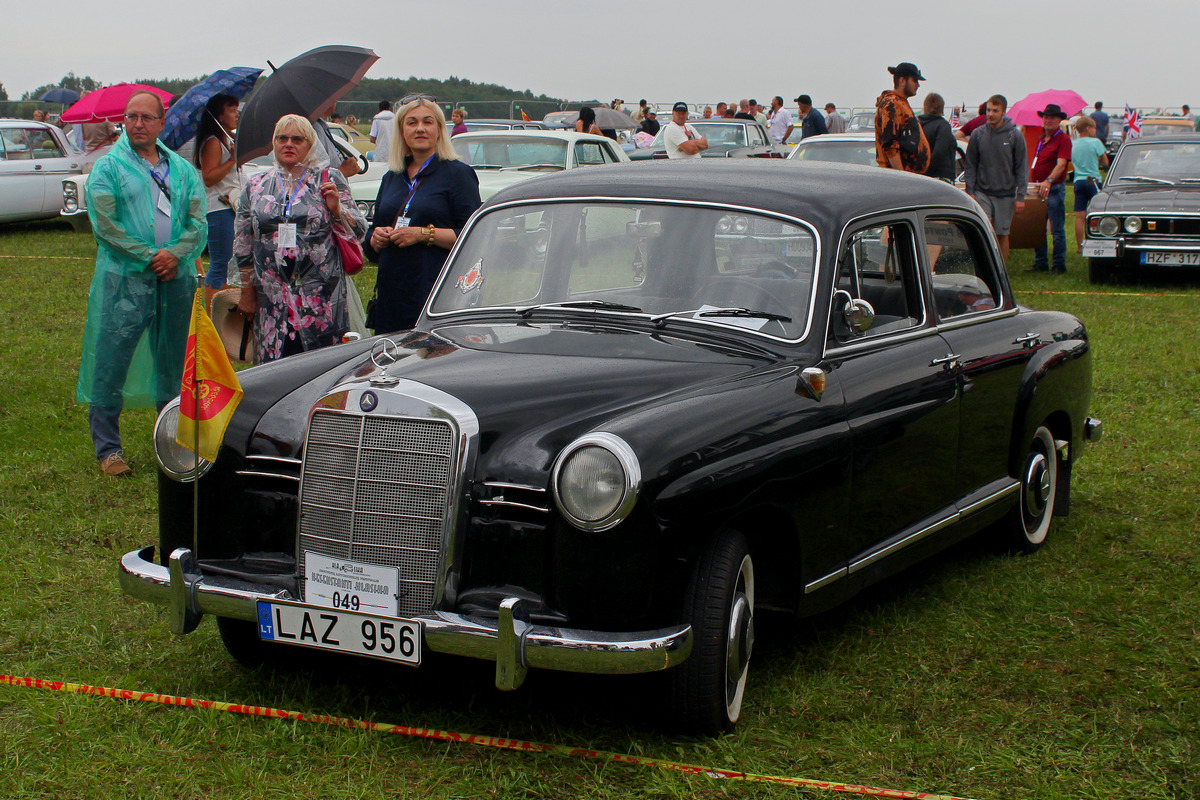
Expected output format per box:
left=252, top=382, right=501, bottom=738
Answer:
left=965, top=94, right=1028, bottom=262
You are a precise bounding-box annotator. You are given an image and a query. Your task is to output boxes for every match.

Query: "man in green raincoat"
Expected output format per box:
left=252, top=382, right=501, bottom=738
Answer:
left=76, top=91, right=207, bottom=476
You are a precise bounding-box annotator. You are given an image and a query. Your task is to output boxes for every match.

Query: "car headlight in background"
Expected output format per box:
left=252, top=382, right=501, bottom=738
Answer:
left=355, top=200, right=374, bottom=221
left=552, top=433, right=640, bottom=531
left=154, top=397, right=214, bottom=482
left=1123, top=215, right=1142, bottom=234
left=1097, top=216, right=1120, bottom=237
left=62, top=181, right=78, bottom=213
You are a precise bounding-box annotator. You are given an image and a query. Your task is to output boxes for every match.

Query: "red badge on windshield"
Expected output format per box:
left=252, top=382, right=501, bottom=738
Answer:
left=456, top=258, right=484, bottom=293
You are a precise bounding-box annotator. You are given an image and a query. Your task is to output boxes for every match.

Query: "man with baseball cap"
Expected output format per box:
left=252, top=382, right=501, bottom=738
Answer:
left=874, top=62, right=930, bottom=173
left=1030, top=103, right=1073, bottom=273
left=664, top=102, right=707, bottom=158
left=794, top=94, right=828, bottom=140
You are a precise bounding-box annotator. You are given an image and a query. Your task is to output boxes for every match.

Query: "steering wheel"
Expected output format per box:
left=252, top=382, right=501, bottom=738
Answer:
left=756, top=259, right=798, bottom=279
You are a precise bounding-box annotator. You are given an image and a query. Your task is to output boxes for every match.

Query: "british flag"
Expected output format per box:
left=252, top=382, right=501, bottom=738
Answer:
left=1125, top=104, right=1141, bottom=139
left=950, top=105, right=960, bottom=127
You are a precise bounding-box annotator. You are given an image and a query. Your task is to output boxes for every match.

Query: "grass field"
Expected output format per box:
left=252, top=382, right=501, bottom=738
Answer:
left=0, top=211, right=1197, bottom=800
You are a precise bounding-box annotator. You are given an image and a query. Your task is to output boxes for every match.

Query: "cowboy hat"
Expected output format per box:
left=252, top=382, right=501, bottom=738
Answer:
left=210, top=288, right=256, bottom=365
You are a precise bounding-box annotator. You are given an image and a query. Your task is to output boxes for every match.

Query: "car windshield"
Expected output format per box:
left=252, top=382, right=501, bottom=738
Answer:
left=846, top=113, right=875, bottom=131
left=453, top=136, right=568, bottom=170
left=1109, top=141, right=1200, bottom=184
left=650, top=123, right=745, bottom=149
left=429, top=201, right=818, bottom=340
left=789, top=140, right=877, bottom=166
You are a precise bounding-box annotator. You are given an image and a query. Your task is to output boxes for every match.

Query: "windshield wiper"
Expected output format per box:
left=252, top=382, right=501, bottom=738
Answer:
left=699, top=307, right=792, bottom=322
left=469, top=163, right=504, bottom=170
left=500, top=163, right=565, bottom=172
left=516, top=300, right=644, bottom=318
left=1178, top=178, right=1200, bottom=184
left=1118, top=175, right=1174, bottom=185
left=650, top=307, right=792, bottom=328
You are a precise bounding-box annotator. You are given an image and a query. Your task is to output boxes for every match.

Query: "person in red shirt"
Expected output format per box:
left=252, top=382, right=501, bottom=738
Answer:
left=956, top=103, right=989, bottom=141
left=1030, top=103, right=1072, bottom=273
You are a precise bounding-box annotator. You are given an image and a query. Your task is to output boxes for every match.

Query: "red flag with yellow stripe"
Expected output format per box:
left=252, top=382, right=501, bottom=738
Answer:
left=521, top=109, right=531, bottom=121
left=177, top=288, right=243, bottom=461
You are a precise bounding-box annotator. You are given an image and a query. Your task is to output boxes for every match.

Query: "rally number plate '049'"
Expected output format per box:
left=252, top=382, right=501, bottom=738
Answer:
left=256, top=599, right=422, bottom=665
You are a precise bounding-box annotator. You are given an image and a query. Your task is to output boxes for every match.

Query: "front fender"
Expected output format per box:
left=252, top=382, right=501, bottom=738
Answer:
left=1011, top=335, right=1093, bottom=471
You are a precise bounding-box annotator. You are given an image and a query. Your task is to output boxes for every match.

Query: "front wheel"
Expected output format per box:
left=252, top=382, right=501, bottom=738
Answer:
left=1003, top=426, right=1059, bottom=553
left=670, top=530, right=755, bottom=735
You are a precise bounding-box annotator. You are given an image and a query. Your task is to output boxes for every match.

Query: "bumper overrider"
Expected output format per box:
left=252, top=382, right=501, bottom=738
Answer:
left=119, top=546, right=693, bottom=690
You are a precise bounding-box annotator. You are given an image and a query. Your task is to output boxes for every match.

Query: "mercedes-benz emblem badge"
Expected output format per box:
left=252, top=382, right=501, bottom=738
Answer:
left=359, top=391, right=379, bottom=412
left=369, top=338, right=402, bottom=386
left=370, top=338, right=400, bottom=369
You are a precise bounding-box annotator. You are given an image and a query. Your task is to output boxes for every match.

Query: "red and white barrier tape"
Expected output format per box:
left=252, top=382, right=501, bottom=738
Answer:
left=1, top=673, right=977, bottom=800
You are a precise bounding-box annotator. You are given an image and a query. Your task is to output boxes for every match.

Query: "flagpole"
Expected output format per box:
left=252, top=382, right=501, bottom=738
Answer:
left=193, top=276, right=202, bottom=557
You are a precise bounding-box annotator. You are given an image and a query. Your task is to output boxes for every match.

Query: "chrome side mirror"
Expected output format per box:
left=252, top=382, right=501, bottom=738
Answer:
left=832, top=289, right=875, bottom=334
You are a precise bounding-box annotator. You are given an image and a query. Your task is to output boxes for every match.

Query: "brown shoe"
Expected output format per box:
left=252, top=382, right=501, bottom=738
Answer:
left=100, top=453, right=133, bottom=477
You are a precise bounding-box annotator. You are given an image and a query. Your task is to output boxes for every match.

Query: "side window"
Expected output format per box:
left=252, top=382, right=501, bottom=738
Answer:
left=748, top=127, right=765, bottom=146
left=924, top=218, right=1001, bottom=318
left=574, top=143, right=606, bottom=166
left=830, top=221, right=923, bottom=342
left=1, top=129, right=32, bottom=159
left=28, top=129, right=65, bottom=159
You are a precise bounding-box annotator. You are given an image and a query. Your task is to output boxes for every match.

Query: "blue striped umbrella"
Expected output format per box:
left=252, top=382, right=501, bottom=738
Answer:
left=161, top=67, right=263, bottom=151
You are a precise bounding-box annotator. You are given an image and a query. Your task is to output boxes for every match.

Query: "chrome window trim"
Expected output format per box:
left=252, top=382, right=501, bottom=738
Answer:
left=297, top=378, right=480, bottom=611
left=423, top=196, right=823, bottom=344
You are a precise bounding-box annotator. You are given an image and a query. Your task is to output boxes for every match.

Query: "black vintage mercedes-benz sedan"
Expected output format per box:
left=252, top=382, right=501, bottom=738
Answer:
left=121, top=161, right=1101, bottom=735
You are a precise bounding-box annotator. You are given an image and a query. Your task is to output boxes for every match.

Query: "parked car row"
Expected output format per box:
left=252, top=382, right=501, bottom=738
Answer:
left=0, top=119, right=93, bottom=224
left=119, top=159, right=1101, bottom=735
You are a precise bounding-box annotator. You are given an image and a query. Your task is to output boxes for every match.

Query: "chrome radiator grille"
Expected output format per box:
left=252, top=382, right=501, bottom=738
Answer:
left=298, top=410, right=456, bottom=615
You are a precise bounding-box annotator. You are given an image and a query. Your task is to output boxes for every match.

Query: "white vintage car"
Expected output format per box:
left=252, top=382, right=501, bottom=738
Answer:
left=1, top=119, right=89, bottom=224
left=351, top=130, right=629, bottom=223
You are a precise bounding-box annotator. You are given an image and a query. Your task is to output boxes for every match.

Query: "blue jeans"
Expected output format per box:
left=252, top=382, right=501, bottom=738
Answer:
left=89, top=401, right=169, bottom=460
left=204, top=208, right=235, bottom=288
left=1034, top=182, right=1067, bottom=269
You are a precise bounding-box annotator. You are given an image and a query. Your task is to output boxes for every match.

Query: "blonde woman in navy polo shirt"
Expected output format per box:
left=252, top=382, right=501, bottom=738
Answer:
left=365, top=96, right=481, bottom=332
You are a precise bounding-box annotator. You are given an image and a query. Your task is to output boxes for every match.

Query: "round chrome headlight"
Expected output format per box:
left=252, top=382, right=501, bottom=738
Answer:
left=356, top=200, right=374, bottom=220
left=154, top=397, right=214, bottom=482
left=1124, top=216, right=1142, bottom=234
left=552, top=433, right=640, bottom=531
left=1098, top=216, right=1120, bottom=237
left=716, top=215, right=733, bottom=233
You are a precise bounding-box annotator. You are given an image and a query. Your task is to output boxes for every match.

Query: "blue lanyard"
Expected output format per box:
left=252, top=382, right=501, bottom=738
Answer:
left=1035, top=130, right=1059, bottom=156
left=276, top=169, right=307, bottom=216
left=400, top=156, right=435, bottom=218
left=148, top=159, right=171, bottom=201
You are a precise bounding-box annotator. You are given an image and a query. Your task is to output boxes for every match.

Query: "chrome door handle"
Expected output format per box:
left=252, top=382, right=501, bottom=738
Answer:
left=930, top=353, right=960, bottom=369
left=1014, top=332, right=1040, bottom=348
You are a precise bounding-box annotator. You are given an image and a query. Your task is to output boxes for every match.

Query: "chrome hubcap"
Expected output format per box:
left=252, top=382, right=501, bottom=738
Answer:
left=1025, top=452, right=1049, bottom=516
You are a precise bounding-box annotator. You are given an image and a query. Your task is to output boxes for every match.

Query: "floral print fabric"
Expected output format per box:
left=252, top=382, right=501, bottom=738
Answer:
left=233, top=167, right=367, bottom=362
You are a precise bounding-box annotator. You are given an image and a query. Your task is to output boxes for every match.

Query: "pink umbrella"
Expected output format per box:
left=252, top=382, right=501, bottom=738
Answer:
left=1007, top=89, right=1086, bottom=127
left=60, top=83, right=174, bottom=123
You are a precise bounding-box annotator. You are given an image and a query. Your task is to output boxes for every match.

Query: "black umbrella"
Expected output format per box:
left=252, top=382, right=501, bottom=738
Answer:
left=39, top=87, right=80, bottom=105
left=235, top=45, right=379, bottom=165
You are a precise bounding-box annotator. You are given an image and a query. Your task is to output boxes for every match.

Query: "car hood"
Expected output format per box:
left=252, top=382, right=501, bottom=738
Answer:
left=246, top=321, right=784, bottom=486
left=1092, top=185, right=1200, bottom=214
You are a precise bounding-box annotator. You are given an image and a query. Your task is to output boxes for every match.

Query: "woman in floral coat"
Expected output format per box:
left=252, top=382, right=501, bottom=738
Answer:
left=233, top=114, right=367, bottom=362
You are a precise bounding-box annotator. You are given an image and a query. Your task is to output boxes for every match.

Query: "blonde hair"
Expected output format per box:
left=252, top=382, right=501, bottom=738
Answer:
left=272, top=114, right=327, bottom=171
left=1074, top=115, right=1096, bottom=134
left=388, top=99, right=458, bottom=171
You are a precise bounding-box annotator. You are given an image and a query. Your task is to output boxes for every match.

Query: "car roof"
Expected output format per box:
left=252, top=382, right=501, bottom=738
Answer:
left=459, top=118, right=548, bottom=126
left=794, top=132, right=875, bottom=143
left=1119, top=135, right=1200, bottom=145
left=487, top=160, right=973, bottom=222
left=453, top=130, right=618, bottom=144
left=0, top=118, right=58, bottom=130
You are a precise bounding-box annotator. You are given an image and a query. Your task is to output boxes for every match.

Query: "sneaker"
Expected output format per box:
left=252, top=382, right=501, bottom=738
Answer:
left=100, top=453, right=132, bottom=477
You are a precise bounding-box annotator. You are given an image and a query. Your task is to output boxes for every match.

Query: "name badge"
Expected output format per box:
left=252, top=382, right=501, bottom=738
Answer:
left=156, top=191, right=172, bottom=216
left=395, top=215, right=411, bottom=229
left=278, top=223, right=297, bottom=248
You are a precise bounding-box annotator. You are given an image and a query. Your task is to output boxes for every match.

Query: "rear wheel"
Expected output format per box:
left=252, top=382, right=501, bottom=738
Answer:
left=1004, top=426, right=1058, bottom=553
left=670, top=530, right=754, bottom=735
left=1088, top=257, right=1116, bottom=284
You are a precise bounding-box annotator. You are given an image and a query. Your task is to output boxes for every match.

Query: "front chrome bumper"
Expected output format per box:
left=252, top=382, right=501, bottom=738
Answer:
left=60, top=207, right=91, bottom=233
left=119, top=547, right=692, bottom=690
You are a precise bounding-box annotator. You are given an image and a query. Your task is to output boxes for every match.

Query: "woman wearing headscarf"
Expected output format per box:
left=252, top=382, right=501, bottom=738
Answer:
left=233, top=114, right=367, bottom=362
left=195, top=93, right=240, bottom=306
left=365, top=96, right=480, bottom=333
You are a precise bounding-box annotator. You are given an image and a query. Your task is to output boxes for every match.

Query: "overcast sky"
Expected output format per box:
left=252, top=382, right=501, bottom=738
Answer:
left=5, top=0, right=1197, bottom=113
